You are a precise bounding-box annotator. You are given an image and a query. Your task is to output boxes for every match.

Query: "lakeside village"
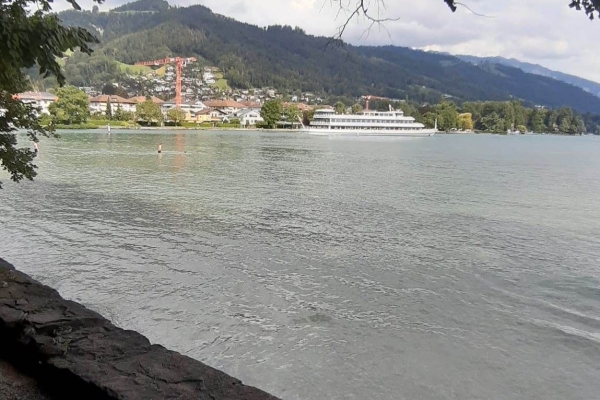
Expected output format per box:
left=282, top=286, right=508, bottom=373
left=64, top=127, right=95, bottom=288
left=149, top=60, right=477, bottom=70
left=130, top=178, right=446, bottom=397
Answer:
left=17, top=65, right=596, bottom=134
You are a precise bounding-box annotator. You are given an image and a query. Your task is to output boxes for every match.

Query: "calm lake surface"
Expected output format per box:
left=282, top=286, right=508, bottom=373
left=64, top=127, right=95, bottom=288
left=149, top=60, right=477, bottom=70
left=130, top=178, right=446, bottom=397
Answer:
left=1, top=130, right=600, bottom=399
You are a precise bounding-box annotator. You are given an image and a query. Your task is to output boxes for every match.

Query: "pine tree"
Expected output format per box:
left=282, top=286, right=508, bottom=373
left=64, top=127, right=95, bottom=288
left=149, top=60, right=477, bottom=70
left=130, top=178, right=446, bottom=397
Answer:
left=114, top=103, right=124, bottom=121
left=106, top=97, right=113, bottom=120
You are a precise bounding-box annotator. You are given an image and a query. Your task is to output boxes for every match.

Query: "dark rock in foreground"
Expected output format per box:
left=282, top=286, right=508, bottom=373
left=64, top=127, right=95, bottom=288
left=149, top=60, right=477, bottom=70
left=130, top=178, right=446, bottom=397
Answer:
left=0, top=359, right=54, bottom=400
left=0, top=258, right=280, bottom=400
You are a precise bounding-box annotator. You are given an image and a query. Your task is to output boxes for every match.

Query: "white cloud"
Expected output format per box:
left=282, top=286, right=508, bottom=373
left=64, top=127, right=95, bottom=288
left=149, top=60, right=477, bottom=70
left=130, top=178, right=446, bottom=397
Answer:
left=65, top=0, right=600, bottom=82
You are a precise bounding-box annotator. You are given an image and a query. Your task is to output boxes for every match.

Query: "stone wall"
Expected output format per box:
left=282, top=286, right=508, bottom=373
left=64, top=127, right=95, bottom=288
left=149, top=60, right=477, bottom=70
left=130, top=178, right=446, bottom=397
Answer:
left=0, top=258, right=279, bottom=400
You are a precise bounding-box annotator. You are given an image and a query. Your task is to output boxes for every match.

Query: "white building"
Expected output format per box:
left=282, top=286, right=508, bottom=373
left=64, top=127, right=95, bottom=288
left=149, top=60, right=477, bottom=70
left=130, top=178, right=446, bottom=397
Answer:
left=88, top=95, right=136, bottom=115
left=15, top=92, right=58, bottom=115
left=204, top=100, right=246, bottom=116
left=236, top=109, right=264, bottom=126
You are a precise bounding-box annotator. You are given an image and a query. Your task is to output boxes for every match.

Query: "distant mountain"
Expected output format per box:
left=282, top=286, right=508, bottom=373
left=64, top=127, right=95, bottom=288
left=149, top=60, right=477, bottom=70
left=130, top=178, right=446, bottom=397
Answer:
left=52, top=0, right=600, bottom=113
left=458, top=55, right=600, bottom=99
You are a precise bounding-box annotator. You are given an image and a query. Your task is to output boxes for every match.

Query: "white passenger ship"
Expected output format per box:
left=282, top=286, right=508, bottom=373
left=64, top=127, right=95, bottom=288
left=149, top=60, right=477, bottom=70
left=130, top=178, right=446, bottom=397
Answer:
left=303, top=107, right=436, bottom=137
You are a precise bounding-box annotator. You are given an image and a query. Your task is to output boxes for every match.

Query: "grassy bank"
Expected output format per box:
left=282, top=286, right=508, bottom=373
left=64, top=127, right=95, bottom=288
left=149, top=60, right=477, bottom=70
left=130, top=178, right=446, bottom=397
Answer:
left=53, top=120, right=138, bottom=129
left=54, top=123, right=99, bottom=129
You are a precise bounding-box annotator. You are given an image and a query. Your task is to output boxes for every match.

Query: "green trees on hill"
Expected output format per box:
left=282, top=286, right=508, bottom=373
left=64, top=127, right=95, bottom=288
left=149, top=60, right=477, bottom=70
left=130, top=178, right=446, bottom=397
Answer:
left=63, top=52, right=125, bottom=88
left=51, top=3, right=600, bottom=114
left=112, top=0, right=169, bottom=12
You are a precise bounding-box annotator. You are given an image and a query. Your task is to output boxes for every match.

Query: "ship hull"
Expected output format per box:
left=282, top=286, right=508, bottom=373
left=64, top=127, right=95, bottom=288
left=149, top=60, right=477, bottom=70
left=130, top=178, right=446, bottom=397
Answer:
left=303, top=128, right=436, bottom=137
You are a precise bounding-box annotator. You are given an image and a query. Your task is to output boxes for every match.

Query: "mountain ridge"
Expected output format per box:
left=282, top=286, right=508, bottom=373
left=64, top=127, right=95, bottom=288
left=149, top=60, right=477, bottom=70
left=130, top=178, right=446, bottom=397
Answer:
left=456, top=55, right=600, bottom=99
left=52, top=0, right=600, bottom=113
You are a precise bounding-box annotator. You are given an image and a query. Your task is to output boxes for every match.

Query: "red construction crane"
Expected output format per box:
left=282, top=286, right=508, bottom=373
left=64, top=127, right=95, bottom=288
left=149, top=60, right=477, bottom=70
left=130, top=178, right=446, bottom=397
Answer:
left=134, top=57, right=197, bottom=107
left=361, top=95, right=390, bottom=111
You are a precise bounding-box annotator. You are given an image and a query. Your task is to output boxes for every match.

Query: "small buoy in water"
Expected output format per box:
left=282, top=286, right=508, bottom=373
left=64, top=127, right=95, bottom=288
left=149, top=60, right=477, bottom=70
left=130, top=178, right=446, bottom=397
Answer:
left=33, top=142, right=39, bottom=155
left=158, top=144, right=162, bottom=154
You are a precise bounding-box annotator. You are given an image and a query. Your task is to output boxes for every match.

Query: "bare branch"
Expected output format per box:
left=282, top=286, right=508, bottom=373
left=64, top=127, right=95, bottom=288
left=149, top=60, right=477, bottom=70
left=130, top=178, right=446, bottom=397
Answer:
left=328, top=0, right=599, bottom=45
left=329, top=0, right=401, bottom=42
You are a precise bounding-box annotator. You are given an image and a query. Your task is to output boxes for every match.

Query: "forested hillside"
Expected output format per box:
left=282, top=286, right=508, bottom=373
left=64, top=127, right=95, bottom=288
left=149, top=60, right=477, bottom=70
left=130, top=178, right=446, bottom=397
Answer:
left=52, top=0, right=600, bottom=113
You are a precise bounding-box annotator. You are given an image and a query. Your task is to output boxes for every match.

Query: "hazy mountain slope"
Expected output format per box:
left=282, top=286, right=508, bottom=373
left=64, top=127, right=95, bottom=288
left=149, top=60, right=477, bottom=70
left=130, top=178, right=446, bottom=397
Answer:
left=363, top=47, right=600, bottom=112
left=55, top=0, right=600, bottom=113
left=458, top=55, right=600, bottom=98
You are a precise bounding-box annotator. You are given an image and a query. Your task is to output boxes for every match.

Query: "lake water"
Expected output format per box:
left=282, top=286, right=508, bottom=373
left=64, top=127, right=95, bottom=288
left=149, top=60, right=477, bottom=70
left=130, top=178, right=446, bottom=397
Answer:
left=1, top=130, right=600, bottom=400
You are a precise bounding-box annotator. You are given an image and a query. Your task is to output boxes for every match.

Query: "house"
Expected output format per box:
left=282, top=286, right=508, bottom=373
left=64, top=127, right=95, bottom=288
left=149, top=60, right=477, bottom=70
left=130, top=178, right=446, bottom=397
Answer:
left=240, top=101, right=262, bottom=111
left=160, top=101, right=177, bottom=114
left=130, top=96, right=164, bottom=105
left=297, top=103, right=313, bottom=112
left=88, top=95, right=136, bottom=115
left=79, top=87, right=97, bottom=96
left=15, top=92, right=57, bottom=115
left=195, top=108, right=227, bottom=123
left=283, top=102, right=313, bottom=112
left=236, top=109, right=263, bottom=126
left=161, top=100, right=207, bottom=122
left=204, top=100, right=246, bottom=116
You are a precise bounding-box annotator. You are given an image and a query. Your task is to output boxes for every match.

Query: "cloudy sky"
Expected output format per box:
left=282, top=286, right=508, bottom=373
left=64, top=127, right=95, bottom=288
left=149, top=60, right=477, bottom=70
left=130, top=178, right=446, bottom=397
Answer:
left=73, top=0, right=600, bottom=82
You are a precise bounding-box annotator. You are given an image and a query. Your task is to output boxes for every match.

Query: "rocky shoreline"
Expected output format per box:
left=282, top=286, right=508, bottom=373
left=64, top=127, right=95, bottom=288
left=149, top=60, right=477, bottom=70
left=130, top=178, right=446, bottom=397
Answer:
left=0, top=258, right=279, bottom=400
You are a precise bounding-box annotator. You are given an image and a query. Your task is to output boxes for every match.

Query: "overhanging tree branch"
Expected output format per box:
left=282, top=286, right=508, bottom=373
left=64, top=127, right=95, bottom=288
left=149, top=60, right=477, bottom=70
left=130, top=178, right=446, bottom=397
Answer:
left=0, top=0, right=102, bottom=188
left=331, top=0, right=600, bottom=39
left=330, top=0, right=400, bottom=41
left=569, top=0, right=600, bottom=19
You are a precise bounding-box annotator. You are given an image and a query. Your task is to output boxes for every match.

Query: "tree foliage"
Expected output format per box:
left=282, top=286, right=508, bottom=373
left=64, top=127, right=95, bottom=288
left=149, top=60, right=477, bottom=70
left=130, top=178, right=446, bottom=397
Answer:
left=166, top=108, right=186, bottom=125
left=112, top=0, right=169, bottom=12
left=105, top=97, right=113, bottom=120
left=282, top=105, right=300, bottom=124
left=568, top=0, right=600, bottom=19
left=412, top=100, right=587, bottom=133
left=48, top=85, right=90, bottom=124
left=334, top=101, right=346, bottom=115
left=302, top=109, right=315, bottom=126
left=0, top=0, right=99, bottom=188
left=458, top=113, right=474, bottom=131
left=113, top=103, right=134, bottom=122
left=136, top=100, right=162, bottom=125
left=351, top=103, right=363, bottom=114
left=434, top=102, right=458, bottom=131
left=261, top=99, right=283, bottom=128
